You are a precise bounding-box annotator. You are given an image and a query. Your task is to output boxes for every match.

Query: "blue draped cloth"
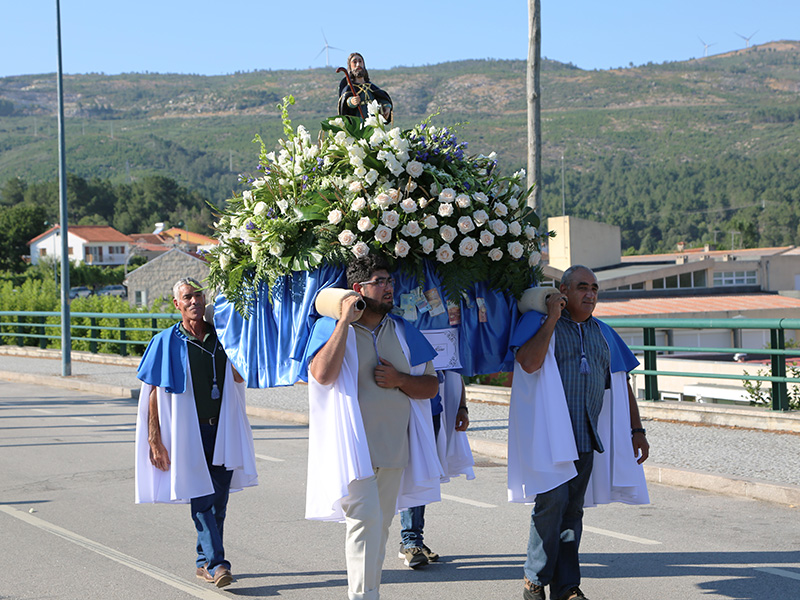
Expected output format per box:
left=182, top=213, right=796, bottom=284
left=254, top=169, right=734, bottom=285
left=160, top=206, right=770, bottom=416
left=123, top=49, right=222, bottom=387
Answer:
left=214, top=261, right=518, bottom=388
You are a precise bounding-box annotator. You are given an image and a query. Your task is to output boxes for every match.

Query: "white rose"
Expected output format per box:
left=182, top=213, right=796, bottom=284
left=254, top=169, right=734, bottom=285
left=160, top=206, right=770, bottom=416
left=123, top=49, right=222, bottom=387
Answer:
left=493, top=202, right=509, bottom=217
left=438, top=202, right=454, bottom=217
left=351, top=197, right=367, bottom=211
left=479, top=230, right=496, bottom=247
left=491, top=220, right=508, bottom=236
left=400, top=198, right=417, bottom=214
left=403, top=221, right=422, bottom=237
left=457, top=216, right=475, bottom=234
left=509, top=221, right=522, bottom=236
left=508, top=241, right=524, bottom=259
left=472, top=192, right=489, bottom=204
left=253, top=201, right=268, bottom=216
left=349, top=180, right=363, bottom=193
left=436, top=243, right=455, bottom=264
left=455, top=194, right=471, bottom=209
left=406, top=160, right=424, bottom=178
left=269, top=242, right=284, bottom=257
left=509, top=197, right=519, bottom=209
left=439, top=225, right=457, bottom=244
left=423, top=215, right=438, bottom=229
left=374, top=225, right=393, bottom=244
left=458, top=237, right=479, bottom=257
left=406, top=181, right=418, bottom=193
left=418, top=197, right=430, bottom=208
left=387, top=188, right=400, bottom=201
left=395, top=239, right=411, bottom=258
left=352, top=241, right=370, bottom=258
left=420, top=236, right=435, bottom=254
left=525, top=225, right=537, bottom=240
left=528, top=251, right=542, bottom=266
left=328, top=209, right=343, bottom=225
left=439, top=188, right=456, bottom=203
left=338, top=229, right=356, bottom=246
left=357, top=216, right=374, bottom=232
left=473, top=210, right=490, bottom=226
left=382, top=210, right=400, bottom=228
left=374, top=193, right=392, bottom=209
left=488, top=248, right=503, bottom=261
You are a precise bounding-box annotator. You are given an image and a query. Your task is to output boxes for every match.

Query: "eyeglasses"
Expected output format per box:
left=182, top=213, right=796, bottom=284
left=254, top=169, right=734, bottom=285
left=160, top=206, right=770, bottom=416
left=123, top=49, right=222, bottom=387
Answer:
left=359, top=276, right=394, bottom=287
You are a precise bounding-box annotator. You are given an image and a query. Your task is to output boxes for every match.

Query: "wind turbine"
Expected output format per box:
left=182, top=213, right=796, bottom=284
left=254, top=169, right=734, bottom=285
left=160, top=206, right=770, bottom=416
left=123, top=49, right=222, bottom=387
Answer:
left=735, top=30, right=758, bottom=48
left=315, top=30, right=342, bottom=68
left=698, top=36, right=716, bottom=57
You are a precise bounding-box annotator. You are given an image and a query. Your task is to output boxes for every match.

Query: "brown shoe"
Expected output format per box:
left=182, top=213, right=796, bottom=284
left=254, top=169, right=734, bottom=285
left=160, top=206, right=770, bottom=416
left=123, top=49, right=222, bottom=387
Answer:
left=196, top=566, right=214, bottom=583
left=524, top=576, right=546, bottom=600
left=213, top=566, right=234, bottom=588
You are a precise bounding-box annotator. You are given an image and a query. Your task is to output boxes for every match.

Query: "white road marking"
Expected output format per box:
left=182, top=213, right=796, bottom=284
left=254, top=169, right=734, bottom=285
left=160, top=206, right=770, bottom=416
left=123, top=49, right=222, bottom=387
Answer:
left=441, top=493, right=497, bottom=508
left=0, top=505, right=224, bottom=599
left=583, top=525, right=661, bottom=545
left=71, top=416, right=98, bottom=423
left=255, top=453, right=285, bottom=462
left=754, top=567, right=800, bottom=581
left=32, top=408, right=54, bottom=414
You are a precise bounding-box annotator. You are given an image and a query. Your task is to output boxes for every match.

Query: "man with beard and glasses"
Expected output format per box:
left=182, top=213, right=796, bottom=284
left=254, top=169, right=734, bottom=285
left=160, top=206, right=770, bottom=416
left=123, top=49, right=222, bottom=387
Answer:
left=302, top=255, right=441, bottom=600
left=338, top=52, right=393, bottom=122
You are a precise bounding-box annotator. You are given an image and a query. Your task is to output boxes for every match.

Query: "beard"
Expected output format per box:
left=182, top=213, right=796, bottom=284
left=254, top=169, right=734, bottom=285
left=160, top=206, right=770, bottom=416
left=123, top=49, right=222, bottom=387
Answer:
left=350, top=66, right=369, bottom=81
left=363, top=295, right=392, bottom=316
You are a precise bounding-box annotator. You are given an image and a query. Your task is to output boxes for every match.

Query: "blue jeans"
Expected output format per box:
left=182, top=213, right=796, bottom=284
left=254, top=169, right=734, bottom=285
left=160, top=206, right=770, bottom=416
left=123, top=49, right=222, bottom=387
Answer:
left=524, top=452, right=594, bottom=598
left=400, top=413, right=440, bottom=548
left=191, top=423, right=233, bottom=574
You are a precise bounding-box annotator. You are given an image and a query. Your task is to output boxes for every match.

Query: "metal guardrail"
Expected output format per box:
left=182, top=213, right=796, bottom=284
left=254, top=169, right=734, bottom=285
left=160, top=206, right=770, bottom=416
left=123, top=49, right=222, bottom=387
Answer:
left=603, top=317, right=800, bottom=411
left=3, top=311, right=799, bottom=410
left=0, top=311, right=180, bottom=357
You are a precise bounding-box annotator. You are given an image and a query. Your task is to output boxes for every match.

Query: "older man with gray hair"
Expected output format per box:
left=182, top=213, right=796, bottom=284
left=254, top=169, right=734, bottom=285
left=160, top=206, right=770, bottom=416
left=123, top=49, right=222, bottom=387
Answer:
left=134, top=278, right=258, bottom=588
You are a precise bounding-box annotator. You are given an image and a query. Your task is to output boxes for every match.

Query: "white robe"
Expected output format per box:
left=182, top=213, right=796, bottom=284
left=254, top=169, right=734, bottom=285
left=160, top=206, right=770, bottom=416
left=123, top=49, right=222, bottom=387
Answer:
left=507, top=336, right=649, bottom=506
left=436, top=370, right=475, bottom=482
left=135, top=360, right=259, bottom=504
left=305, top=323, right=444, bottom=522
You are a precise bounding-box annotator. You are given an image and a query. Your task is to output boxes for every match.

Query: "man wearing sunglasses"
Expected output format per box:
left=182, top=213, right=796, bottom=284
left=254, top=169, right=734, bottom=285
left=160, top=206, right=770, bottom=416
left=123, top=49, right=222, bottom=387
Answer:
left=304, top=255, right=441, bottom=600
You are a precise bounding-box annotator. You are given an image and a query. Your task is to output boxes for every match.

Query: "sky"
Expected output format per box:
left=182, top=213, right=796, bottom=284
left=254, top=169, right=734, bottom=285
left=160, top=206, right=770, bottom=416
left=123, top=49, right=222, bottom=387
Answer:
left=1, top=1, right=799, bottom=77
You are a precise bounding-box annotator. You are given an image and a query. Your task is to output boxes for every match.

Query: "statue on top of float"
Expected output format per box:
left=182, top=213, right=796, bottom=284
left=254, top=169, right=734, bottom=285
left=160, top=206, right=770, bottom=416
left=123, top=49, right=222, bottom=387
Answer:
left=337, top=52, right=393, bottom=123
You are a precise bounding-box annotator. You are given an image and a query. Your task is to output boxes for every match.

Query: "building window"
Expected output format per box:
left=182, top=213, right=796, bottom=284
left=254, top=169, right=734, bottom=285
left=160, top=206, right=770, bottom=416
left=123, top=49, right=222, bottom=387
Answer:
left=39, top=248, right=47, bottom=257
left=134, top=290, right=147, bottom=306
left=651, top=270, right=708, bottom=290
left=714, top=271, right=757, bottom=286
left=67, top=247, right=74, bottom=255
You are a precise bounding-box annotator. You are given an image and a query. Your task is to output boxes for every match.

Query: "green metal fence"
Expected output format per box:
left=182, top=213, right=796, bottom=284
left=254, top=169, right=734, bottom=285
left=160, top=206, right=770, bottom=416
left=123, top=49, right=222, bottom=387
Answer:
left=0, top=310, right=181, bottom=357
left=603, top=317, right=800, bottom=411
left=2, top=311, right=799, bottom=411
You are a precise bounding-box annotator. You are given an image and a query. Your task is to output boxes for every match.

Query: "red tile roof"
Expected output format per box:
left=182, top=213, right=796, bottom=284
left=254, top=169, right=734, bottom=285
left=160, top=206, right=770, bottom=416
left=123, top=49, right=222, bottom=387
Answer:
left=28, top=225, right=133, bottom=245
left=595, top=293, right=800, bottom=317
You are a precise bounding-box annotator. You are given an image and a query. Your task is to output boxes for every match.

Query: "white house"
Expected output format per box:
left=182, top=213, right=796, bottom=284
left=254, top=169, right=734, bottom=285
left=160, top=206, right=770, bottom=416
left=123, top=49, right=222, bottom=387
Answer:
left=28, top=225, right=134, bottom=267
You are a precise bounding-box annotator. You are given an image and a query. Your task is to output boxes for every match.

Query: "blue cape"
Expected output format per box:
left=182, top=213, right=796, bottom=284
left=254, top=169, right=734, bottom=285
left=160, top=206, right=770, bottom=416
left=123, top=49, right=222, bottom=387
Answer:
left=213, top=261, right=518, bottom=389
left=508, top=310, right=639, bottom=374
left=298, top=313, right=437, bottom=382
left=137, top=324, right=189, bottom=394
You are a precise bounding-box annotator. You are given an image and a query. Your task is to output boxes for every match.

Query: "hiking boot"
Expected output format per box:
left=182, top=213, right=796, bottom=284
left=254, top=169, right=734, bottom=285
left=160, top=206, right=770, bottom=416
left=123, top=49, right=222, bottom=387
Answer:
left=419, top=544, right=439, bottom=562
left=523, top=576, right=546, bottom=600
left=398, top=544, right=429, bottom=568
left=558, top=587, right=588, bottom=600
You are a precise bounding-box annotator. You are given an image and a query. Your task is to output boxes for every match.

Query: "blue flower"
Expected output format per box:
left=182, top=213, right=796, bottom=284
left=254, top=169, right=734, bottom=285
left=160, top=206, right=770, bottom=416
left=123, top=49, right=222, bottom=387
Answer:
left=245, top=220, right=256, bottom=230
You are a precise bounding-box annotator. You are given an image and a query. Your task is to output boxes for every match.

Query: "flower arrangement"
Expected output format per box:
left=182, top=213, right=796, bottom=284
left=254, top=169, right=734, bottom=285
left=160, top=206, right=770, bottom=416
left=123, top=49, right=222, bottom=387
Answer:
left=207, top=96, right=543, bottom=316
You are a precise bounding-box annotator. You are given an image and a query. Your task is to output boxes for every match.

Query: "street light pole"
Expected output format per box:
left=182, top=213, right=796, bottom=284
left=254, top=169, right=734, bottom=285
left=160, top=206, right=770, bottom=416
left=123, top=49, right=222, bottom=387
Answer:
left=56, top=0, right=71, bottom=376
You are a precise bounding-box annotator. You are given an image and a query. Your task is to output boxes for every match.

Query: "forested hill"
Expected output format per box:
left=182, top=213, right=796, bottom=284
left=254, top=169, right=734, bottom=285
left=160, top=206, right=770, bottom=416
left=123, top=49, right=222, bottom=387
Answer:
left=1, top=40, right=800, bottom=254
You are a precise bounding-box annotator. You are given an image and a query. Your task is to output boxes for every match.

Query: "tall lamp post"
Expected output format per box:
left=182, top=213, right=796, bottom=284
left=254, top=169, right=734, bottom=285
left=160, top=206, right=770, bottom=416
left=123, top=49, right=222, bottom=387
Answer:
left=56, top=0, right=71, bottom=376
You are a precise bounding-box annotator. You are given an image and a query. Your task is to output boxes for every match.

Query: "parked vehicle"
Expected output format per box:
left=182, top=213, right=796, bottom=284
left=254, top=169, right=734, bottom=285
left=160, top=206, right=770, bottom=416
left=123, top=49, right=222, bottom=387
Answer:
left=97, top=284, right=127, bottom=298
left=69, top=286, right=92, bottom=299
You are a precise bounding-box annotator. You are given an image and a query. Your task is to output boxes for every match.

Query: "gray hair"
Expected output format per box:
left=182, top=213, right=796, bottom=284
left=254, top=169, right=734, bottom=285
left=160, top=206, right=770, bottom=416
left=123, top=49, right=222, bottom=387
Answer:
left=173, top=277, right=203, bottom=300
left=560, top=265, right=594, bottom=288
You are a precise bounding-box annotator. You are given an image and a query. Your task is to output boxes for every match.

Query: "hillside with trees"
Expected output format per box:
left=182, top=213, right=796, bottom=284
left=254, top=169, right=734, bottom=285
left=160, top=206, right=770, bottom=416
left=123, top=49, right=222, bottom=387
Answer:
left=1, top=40, right=800, bottom=255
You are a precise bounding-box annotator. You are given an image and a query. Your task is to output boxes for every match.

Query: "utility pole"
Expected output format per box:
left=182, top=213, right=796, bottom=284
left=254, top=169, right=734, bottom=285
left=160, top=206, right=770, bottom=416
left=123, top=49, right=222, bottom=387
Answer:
left=55, top=0, right=72, bottom=376
left=561, top=154, right=566, bottom=216
left=526, top=0, right=542, bottom=214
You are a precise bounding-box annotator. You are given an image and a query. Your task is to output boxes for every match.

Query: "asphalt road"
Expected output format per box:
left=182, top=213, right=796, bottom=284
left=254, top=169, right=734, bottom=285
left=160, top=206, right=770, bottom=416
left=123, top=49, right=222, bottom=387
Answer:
left=2, top=381, right=799, bottom=600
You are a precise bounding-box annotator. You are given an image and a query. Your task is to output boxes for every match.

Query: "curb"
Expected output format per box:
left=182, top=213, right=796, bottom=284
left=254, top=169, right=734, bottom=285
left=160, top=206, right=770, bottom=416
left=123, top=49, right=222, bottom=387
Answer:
left=3, top=369, right=799, bottom=508
left=0, top=370, right=137, bottom=400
